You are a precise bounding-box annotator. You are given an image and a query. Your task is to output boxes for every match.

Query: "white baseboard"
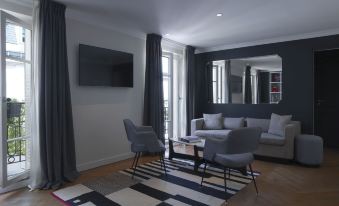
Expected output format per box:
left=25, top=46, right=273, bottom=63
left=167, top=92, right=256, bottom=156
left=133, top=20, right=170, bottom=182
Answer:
left=0, top=179, right=29, bottom=194
left=77, top=152, right=135, bottom=172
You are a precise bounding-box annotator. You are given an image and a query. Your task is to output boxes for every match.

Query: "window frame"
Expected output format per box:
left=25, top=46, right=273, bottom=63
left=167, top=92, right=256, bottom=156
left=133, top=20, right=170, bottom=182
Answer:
left=0, top=11, right=32, bottom=188
left=162, top=52, right=173, bottom=140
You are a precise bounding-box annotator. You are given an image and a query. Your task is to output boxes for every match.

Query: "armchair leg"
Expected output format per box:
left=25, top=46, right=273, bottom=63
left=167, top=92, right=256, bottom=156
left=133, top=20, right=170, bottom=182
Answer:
left=159, top=153, right=163, bottom=169
left=161, top=153, right=167, bottom=176
left=200, top=160, right=207, bottom=187
left=131, top=153, right=137, bottom=169
left=223, top=167, right=227, bottom=194
left=249, top=164, right=258, bottom=195
left=132, top=152, right=140, bottom=179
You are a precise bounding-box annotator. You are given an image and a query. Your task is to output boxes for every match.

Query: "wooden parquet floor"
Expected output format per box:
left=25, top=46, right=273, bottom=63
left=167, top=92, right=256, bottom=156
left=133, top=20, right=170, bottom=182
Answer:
left=0, top=146, right=338, bottom=206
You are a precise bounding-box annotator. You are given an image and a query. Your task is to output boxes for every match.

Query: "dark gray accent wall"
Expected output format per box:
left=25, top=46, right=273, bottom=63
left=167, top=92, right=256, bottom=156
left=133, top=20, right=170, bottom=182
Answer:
left=195, top=34, right=339, bottom=133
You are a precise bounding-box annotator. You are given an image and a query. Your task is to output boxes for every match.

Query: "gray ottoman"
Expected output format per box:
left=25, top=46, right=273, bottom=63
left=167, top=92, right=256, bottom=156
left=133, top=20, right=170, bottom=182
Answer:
left=295, top=134, right=323, bottom=166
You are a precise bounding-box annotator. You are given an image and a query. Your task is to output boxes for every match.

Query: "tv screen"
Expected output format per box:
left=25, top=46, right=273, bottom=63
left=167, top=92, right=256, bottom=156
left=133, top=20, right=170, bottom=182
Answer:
left=79, top=44, right=133, bottom=87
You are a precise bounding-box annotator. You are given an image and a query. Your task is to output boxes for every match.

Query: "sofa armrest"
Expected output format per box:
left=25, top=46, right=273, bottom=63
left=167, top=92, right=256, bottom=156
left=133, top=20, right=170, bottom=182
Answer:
left=285, top=121, right=301, bottom=138
left=283, top=121, right=301, bottom=158
left=191, top=118, right=204, bottom=135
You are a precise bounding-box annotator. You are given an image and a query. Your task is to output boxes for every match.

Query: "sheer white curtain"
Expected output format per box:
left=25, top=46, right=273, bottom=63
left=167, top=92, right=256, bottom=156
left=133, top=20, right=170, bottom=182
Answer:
left=29, top=0, right=42, bottom=190
left=162, top=40, right=187, bottom=138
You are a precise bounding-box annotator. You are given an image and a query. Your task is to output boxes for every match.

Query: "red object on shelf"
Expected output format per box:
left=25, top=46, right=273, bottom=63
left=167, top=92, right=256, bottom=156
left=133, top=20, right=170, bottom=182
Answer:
left=271, top=86, right=280, bottom=92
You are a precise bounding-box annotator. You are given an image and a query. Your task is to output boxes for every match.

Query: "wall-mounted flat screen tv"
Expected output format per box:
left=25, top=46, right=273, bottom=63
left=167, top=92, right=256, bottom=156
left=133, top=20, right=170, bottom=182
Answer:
left=79, top=44, right=133, bottom=87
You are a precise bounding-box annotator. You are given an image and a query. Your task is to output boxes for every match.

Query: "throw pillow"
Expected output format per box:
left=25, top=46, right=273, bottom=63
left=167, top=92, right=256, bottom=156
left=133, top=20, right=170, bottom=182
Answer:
left=203, top=113, right=223, bottom=130
left=223, top=117, right=245, bottom=129
left=246, top=118, right=270, bottom=132
left=268, top=113, right=292, bottom=136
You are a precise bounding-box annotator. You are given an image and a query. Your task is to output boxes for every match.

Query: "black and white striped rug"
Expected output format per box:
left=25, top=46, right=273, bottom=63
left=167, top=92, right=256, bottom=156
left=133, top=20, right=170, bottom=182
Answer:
left=52, top=158, right=259, bottom=206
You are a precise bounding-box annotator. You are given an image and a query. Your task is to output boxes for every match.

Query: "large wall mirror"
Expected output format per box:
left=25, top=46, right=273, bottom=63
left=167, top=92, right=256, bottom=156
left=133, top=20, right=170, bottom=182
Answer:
left=207, top=55, right=282, bottom=104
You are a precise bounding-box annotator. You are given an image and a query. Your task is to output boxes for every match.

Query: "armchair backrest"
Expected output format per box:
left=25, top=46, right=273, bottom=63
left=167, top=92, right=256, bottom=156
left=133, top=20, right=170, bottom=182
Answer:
left=225, top=127, right=262, bottom=154
left=123, top=119, right=137, bottom=143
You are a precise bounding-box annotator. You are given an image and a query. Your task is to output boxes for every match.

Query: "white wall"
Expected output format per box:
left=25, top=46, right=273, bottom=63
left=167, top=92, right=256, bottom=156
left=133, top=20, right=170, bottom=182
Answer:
left=66, top=18, right=146, bottom=171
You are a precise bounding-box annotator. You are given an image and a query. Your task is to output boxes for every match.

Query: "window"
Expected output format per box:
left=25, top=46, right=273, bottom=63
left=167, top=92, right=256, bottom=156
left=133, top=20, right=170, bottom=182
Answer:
left=162, top=53, right=173, bottom=141
left=212, top=63, right=226, bottom=103
left=0, top=11, right=32, bottom=187
left=161, top=41, right=186, bottom=142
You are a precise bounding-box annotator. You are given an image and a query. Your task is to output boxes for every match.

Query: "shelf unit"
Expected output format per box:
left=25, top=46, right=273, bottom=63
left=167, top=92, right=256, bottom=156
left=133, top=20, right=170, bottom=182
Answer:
left=269, top=72, right=282, bottom=103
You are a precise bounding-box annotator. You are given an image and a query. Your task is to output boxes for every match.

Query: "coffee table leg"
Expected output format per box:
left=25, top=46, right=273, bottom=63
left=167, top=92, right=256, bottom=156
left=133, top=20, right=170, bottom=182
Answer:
left=168, top=139, right=174, bottom=160
left=194, top=145, right=201, bottom=172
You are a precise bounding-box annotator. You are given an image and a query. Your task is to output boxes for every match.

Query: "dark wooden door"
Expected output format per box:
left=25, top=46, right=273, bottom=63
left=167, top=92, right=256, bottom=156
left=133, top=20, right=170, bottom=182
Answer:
left=314, top=49, right=339, bottom=148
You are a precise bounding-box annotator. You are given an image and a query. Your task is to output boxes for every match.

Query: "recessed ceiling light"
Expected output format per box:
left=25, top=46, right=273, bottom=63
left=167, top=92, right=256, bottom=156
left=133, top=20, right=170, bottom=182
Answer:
left=165, top=33, right=170, bottom=36
left=216, top=13, right=223, bottom=17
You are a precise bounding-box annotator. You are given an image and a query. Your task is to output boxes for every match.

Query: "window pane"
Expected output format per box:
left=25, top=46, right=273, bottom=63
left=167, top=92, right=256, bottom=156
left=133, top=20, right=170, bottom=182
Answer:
left=163, top=77, right=170, bottom=120
left=213, top=82, right=217, bottom=103
left=6, top=22, right=31, bottom=61
left=162, top=56, right=169, bottom=74
left=163, top=78, right=169, bottom=101
left=218, top=67, right=222, bottom=101
left=6, top=59, right=25, bottom=102
left=4, top=19, right=32, bottom=181
left=212, top=67, right=217, bottom=81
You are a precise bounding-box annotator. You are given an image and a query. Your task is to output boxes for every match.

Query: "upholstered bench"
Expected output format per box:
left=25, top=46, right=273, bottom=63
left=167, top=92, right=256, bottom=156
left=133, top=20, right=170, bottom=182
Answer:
left=295, top=134, right=323, bottom=166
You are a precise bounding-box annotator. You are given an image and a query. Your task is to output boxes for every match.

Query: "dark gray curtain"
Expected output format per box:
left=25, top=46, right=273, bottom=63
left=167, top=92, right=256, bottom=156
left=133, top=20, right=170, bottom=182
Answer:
left=186, top=46, right=195, bottom=135
left=39, top=0, right=78, bottom=189
left=143, top=34, right=165, bottom=143
left=258, top=71, right=270, bottom=103
left=224, top=60, right=232, bottom=103
left=244, top=65, right=252, bottom=104
left=206, top=62, right=213, bottom=103
left=257, top=70, right=261, bottom=104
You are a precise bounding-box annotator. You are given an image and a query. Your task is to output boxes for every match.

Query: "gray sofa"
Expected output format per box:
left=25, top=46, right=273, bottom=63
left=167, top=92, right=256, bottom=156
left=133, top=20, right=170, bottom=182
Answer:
left=191, top=117, right=301, bottom=160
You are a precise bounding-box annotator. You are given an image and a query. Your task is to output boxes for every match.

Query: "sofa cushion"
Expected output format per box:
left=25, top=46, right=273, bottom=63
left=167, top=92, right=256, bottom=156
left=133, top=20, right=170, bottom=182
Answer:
left=246, top=118, right=270, bottom=132
left=259, top=132, right=285, bottom=146
left=223, top=117, right=245, bottom=129
left=203, top=113, right=223, bottom=130
left=194, top=130, right=231, bottom=139
left=268, top=113, right=292, bottom=136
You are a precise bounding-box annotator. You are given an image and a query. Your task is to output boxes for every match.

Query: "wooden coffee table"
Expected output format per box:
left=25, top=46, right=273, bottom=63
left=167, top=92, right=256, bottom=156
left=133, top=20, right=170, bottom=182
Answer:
left=168, top=137, right=205, bottom=172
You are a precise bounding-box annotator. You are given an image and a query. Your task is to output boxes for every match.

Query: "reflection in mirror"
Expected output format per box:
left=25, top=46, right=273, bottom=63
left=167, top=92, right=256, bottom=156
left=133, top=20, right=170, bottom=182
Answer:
left=207, top=55, right=282, bottom=104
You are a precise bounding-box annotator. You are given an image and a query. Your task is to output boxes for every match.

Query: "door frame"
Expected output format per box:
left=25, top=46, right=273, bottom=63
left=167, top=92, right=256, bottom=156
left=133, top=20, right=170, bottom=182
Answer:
left=0, top=10, right=32, bottom=188
left=313, top=48, right=339, bottom=140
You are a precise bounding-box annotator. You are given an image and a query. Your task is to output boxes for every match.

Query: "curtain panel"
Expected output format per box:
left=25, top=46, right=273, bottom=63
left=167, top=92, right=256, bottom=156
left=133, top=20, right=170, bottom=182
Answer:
left=38, top=0, right=78, bottom=189
left=143, top=34, right=165, bottom=143
left=224, top=60, right=232, bottom=103
left=186, top=46, right=195, bottom=135
left=29, top=0, right=42, bottom=190
left=244, top=65, right=252, bottom=104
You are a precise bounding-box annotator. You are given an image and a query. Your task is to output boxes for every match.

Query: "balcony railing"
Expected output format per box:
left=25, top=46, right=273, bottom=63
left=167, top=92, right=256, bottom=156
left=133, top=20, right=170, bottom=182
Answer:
left=164, top=100, right=169, bottom=139
left=7, top=101, right=26, bottom=165
left=6, top=51, right=25, bottom=60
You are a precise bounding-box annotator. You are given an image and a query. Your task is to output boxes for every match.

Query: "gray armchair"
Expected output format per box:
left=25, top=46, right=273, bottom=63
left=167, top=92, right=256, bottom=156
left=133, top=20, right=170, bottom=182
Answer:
left=201, top=127, right=262, bottom=197
left=123, top=119, right=166, bottom=178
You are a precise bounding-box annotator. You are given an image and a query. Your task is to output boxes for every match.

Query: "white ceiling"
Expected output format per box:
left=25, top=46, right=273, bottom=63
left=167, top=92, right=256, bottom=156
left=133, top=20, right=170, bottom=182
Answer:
left=0, top=0, right=32, bottom=21
left=4, top=0, right=339, bottom=52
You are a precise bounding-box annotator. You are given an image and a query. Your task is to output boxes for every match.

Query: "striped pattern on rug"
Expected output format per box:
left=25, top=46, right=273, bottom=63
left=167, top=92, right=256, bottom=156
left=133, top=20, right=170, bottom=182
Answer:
left=52, top=158, right=259, bottom=206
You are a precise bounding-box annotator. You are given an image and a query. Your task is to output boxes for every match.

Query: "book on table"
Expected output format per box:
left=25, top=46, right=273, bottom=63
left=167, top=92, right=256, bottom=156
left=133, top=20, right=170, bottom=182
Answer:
left=179, top=136, right=201, bottom=143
